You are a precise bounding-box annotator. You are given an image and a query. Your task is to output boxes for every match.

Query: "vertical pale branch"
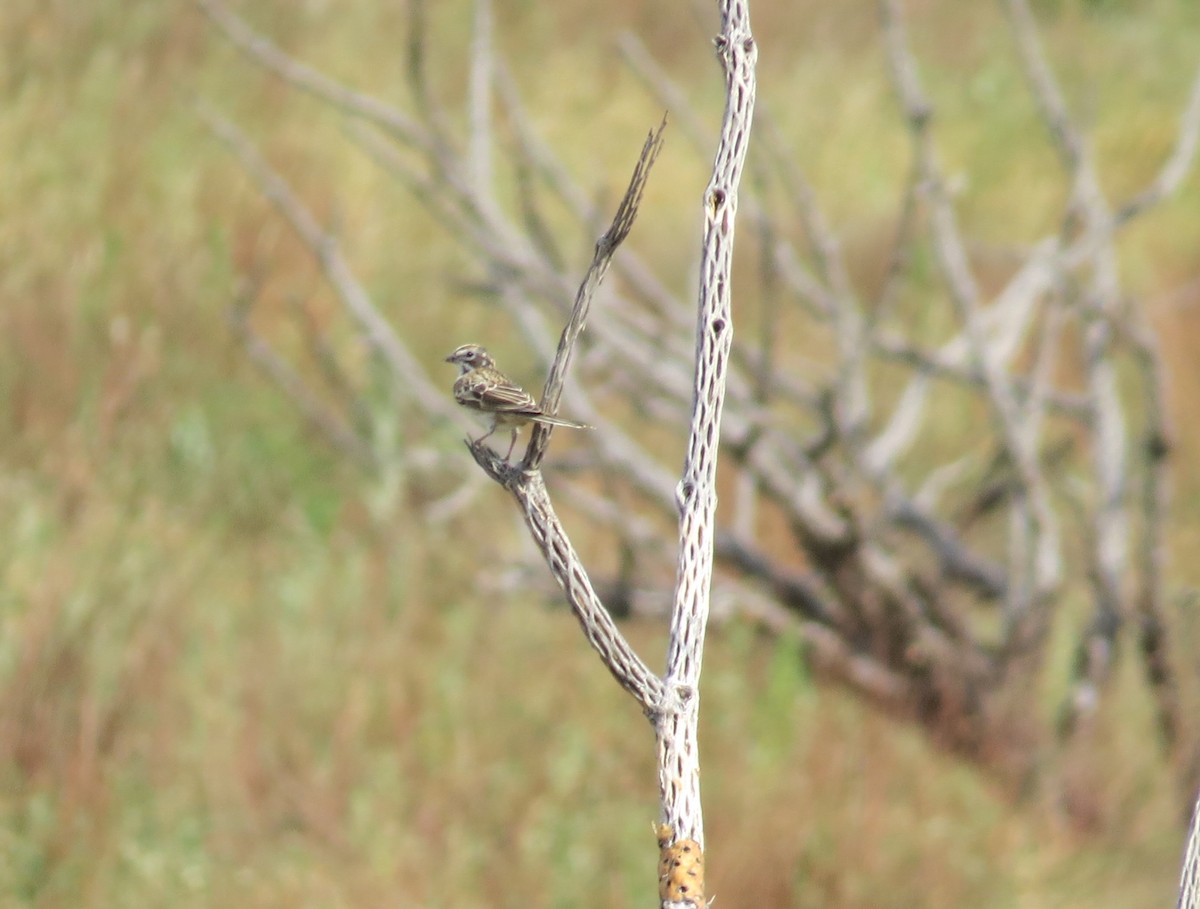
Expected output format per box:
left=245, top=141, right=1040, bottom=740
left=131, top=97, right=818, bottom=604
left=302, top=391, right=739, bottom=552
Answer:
left=1130, top=319, right=1179, bottom=754
left=656, top=2, right=756, bottom=891
left=1180, top=791, right=1200, bottom=909
left=1003, top=0, right=1133, bottom=737
left=467, top=0, right=494, bottom=195
left=879, top=0, right=1062, bottom=631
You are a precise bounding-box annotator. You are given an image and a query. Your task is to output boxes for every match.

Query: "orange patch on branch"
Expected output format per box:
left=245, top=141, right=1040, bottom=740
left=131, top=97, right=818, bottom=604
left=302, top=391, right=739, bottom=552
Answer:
left=657, top=833, right=705, bottom=906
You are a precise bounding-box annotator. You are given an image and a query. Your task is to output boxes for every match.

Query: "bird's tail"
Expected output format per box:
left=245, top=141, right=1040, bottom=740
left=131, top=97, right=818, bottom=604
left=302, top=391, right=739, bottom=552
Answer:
left=529, top=414, right=592, bottom=430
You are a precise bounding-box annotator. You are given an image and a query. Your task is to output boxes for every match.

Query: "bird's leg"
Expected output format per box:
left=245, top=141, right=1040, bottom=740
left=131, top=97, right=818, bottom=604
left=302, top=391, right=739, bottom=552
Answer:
left=473, top=420, right=499, bottom=446
left=504, top=428, right=519, bottom=460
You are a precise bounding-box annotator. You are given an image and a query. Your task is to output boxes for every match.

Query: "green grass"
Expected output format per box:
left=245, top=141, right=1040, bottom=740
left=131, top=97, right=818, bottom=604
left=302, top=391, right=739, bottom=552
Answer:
left=1, top=0, right=1198, bottom=906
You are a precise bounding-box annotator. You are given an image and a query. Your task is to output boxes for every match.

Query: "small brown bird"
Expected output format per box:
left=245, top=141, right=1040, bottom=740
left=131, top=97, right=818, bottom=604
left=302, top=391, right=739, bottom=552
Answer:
left=445, top=343, right=590, bottom=459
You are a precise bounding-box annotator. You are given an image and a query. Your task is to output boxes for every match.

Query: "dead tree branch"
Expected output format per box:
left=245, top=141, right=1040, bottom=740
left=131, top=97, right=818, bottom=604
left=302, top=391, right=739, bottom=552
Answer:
left=464, top=125, right=669, bottom=710
left=197, top=0, right=1198, bottom=822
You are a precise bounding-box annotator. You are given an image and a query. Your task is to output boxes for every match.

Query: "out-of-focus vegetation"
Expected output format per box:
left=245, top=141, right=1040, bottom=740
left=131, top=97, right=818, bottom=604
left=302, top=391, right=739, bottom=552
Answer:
left=0, top=0, right=1198, bottom=906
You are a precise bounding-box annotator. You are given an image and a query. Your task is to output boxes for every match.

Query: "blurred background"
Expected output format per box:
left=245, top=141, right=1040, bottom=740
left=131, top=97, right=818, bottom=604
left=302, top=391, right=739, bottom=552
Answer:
left=2, top=0, right=1199, bottom=906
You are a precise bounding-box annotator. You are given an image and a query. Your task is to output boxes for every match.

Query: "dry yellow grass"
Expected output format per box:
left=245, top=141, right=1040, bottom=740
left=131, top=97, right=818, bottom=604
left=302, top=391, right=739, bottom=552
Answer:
left=1, top=1, right=1198, bottom=906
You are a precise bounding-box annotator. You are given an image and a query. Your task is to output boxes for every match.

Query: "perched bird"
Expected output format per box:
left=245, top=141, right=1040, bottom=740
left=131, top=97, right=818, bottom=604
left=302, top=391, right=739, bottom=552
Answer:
left=445, top=343, right=590, bottom=459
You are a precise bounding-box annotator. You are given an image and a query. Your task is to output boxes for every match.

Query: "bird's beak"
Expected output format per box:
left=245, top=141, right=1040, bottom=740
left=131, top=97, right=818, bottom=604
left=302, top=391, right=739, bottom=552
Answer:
left=444, top=354, right=456, bottom=363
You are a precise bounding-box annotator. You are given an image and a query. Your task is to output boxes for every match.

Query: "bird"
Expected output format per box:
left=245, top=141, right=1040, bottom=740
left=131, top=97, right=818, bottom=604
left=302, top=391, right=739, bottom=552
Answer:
left=445, top=343, right=590, bottom=459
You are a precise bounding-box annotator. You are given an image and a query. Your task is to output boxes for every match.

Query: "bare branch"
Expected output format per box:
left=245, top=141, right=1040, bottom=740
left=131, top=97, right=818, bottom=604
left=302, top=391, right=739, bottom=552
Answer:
left=1129, top=318, right=1179, bottom=754
left=1179, top=787, right=1200, bottom=909
left=199, top=0, right=1199, bottom=823
left=195, top=101, right=454, bottom=424
left=228, top=298, right=376, bottom=467
left=517, top=472, right=667, bottom=707
left=468, top=0, right=496, bottom=197
left=292, top=297, right=373, bottom=437
left=879, top=0, right=1062, bottom=630
left=997, top=0, right=1143, bottom=740
left=523, top=118, right=667, bottom=472
left=755, top=111, right=856, bottom=308
left=194, top=0, right=428, bottom=148
left=715, top=532, right=836, bottom=625
left=617, top=32, right=711, bottom=156
left=444, top=120, right=673, bottom=718
left=1118, top=66, right=1200, bottom=223
left=1001, top=0, right=1085, bottom=170
left=658, top=1, right=756, bottom=862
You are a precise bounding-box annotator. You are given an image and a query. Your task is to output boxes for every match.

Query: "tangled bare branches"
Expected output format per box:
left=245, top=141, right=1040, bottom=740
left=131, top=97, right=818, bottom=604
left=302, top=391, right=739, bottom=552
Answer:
left=195, top=0, right=1200, bottom=817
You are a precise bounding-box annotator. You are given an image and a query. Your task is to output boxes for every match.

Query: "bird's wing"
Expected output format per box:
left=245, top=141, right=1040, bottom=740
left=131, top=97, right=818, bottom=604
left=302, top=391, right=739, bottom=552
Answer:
left=456, top=371, right=540, bottom=413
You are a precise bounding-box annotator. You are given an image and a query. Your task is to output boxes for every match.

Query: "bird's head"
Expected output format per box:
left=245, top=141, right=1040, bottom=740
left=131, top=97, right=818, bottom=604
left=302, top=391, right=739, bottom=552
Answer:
left=445, top=344, right=495, bottom=373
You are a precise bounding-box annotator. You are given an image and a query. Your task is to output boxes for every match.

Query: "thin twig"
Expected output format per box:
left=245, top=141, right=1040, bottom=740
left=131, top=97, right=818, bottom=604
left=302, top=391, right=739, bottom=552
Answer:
left=522, top=117, right=668, bottom=472
left=228, top=300, right=376, bottom=467
left=195, top=101, right=454, bottom=424
left=194, top=0, right=427, bottom=148
left=1117, top=66, right=1200, bottom=224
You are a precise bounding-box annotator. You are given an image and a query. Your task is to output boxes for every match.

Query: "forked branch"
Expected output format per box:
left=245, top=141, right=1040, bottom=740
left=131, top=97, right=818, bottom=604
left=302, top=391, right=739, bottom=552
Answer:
left=464, top=124, right=669, bottom=711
